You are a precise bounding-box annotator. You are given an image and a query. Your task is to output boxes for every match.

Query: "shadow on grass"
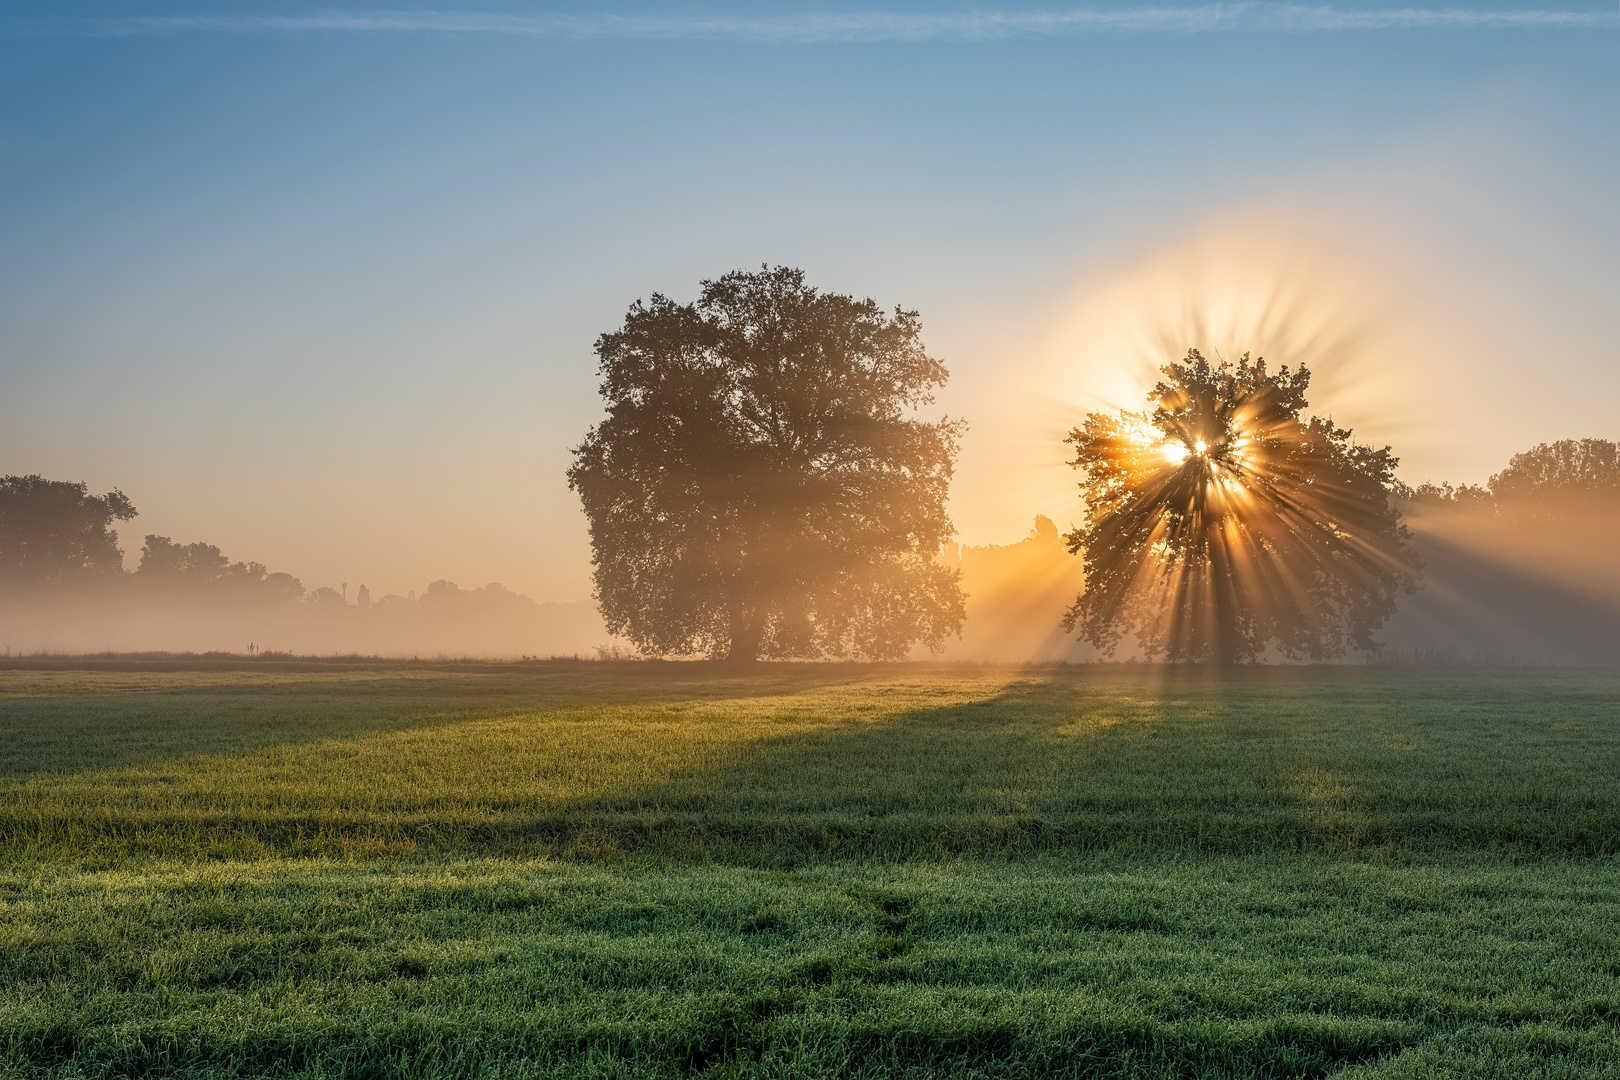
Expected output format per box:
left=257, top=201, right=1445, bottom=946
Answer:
left=7, top=667, right=1618, bottom=1079
left=542, top=670, right=1620, bottom=862
left=0, top=661, right=910, bottom=780
left=8, top=666, right=1620, bottom=861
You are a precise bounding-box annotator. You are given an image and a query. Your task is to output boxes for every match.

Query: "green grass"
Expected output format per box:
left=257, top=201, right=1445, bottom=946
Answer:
left=2, top=663, right=1619, bottom=1077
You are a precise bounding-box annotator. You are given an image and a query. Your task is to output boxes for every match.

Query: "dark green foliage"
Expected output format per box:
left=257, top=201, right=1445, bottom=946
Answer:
left=568, top=267, right=966, bottom=661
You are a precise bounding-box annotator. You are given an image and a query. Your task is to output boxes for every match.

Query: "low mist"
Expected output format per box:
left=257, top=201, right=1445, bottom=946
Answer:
left=929, top=516, right=1085, bottom=662
left=5, top=452, right=1619, bottom=664
left=1381, top=445, right=1620, bottom=665
left=5, top=221, right=1616, bottom=664
left=0, top=585, right=608, bottom=660
left=0, top=489, right=609, bottom=657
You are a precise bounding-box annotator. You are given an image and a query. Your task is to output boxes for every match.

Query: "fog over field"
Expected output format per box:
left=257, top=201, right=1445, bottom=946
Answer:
left=7, top=227, right=1615, bottom=662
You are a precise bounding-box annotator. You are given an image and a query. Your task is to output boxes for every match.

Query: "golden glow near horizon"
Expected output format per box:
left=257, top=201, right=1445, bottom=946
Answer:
left=947, top=215, right=1450, bottom=550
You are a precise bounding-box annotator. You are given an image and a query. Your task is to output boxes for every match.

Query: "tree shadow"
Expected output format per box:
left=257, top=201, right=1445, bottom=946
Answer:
left=543, top=666, right=1620, bottom=862
left=7, top=664, right=1618, bottom=860
left=0, top=660, right=910, bottom=781
left=1383, top=528, right=1620, bottom=664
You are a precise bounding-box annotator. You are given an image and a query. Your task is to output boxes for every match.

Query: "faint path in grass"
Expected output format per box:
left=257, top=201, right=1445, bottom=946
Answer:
left=2, top=853, right=1617, bottom=1078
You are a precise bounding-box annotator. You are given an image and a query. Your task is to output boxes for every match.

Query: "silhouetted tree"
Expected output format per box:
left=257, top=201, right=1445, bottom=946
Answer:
left=138, top=536, right=232, bottom=580
left=1410, top=481, right=1494, bottom=513
left=305, top=586, right=346, bottom=610
left=1489, top=438, right=1620, bottom=518
left=569, top=266, right=966, bottom=661
left=1063, top=350, right=1420, bottom=664
left=0, top=475, right=136, bottom=592
left=137, top=535, right=304, bottom=602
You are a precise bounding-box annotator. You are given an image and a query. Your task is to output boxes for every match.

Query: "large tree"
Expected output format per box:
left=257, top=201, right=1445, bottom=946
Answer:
left=0, top=474, right=137, bottom=593
left=1063, top=350, right=1420, bottom=664
left=568, top=266, right=966, bottom=661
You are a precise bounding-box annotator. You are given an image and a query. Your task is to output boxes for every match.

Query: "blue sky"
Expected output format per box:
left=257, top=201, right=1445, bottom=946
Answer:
left=2, top=2, right=1616, bottom=600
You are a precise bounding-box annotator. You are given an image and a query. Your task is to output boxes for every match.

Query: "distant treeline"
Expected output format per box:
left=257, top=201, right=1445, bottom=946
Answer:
left=4, top=436, right=1619, bottom=662
left=0, top=476, right=606, bottom=657
left=1409, top=438, right=1620, bottom=518
left=1382, top=439, right=1620, bottom=665
left=934, top=515, right=1086, bottom=662
left=935, top=439, right=1620, bottom=665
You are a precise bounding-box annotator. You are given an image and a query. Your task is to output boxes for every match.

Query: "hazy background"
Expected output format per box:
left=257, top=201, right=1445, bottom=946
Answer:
left=2, top=2, right=1616, bottom=635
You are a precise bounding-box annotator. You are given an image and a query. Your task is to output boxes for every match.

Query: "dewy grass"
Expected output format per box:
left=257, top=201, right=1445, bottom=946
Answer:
left=1, top=663, right=1618, bottom=1077
left=3, top=854, right=1619, bottom=1078
left=2, top=665, right=1618, bottom=860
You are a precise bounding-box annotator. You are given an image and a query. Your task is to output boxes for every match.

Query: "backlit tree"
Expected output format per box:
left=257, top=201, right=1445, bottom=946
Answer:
left=0, top=475, right=136, bottom=594
left=1488, top=438, right=1620, bottom=519
left=1063, top=350, right=1420, bottom=664
left=569, top=266, right=965, bottom=661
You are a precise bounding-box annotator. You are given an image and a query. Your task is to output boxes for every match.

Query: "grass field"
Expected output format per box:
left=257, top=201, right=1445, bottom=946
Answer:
left=2, top=662, right=1618, bottom=1077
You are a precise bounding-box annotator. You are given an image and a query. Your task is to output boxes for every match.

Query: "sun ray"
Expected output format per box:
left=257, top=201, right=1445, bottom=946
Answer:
left=1063, top=349, right=1421, bottom=664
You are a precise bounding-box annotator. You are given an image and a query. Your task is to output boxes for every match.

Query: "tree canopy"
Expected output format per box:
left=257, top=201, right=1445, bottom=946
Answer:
left=568, top=266, right=966, bottom=661
left=1063, top=350, right=1420, bottom=664
left=1489, top=438, right=1620, bottom=517
left=1409, top=439, right=1620, bottom=521
left=0, top=474, right=136, bottom=593
left=136, top=535, right=306, bottom=602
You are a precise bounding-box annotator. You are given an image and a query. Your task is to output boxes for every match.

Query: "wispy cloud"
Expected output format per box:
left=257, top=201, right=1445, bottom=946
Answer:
left=16, top=5, right=1620, bottom=42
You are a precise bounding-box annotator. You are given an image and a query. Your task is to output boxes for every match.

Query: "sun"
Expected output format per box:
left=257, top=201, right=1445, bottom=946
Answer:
left=1063, top=348, right=1421, bottom=664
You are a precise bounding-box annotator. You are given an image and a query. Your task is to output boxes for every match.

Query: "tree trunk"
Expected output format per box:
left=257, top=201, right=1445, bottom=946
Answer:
left=1209, top=550, right=1240, bottom=668
left=726, top=600, right=763, bottom=664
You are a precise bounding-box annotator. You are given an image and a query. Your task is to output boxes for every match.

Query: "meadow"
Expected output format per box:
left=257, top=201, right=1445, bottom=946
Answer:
left=2, top=661, right=1618, bottom=1077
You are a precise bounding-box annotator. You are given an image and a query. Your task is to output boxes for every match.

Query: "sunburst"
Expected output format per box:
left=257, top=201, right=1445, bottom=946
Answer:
left=1063, top=349, right=1420, bottom=664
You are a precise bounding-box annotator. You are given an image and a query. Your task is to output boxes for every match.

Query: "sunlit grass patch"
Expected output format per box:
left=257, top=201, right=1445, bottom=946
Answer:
left=4, top=665, right=1618, bottom=861
left=1, top=663, right=1618, bottom=1076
